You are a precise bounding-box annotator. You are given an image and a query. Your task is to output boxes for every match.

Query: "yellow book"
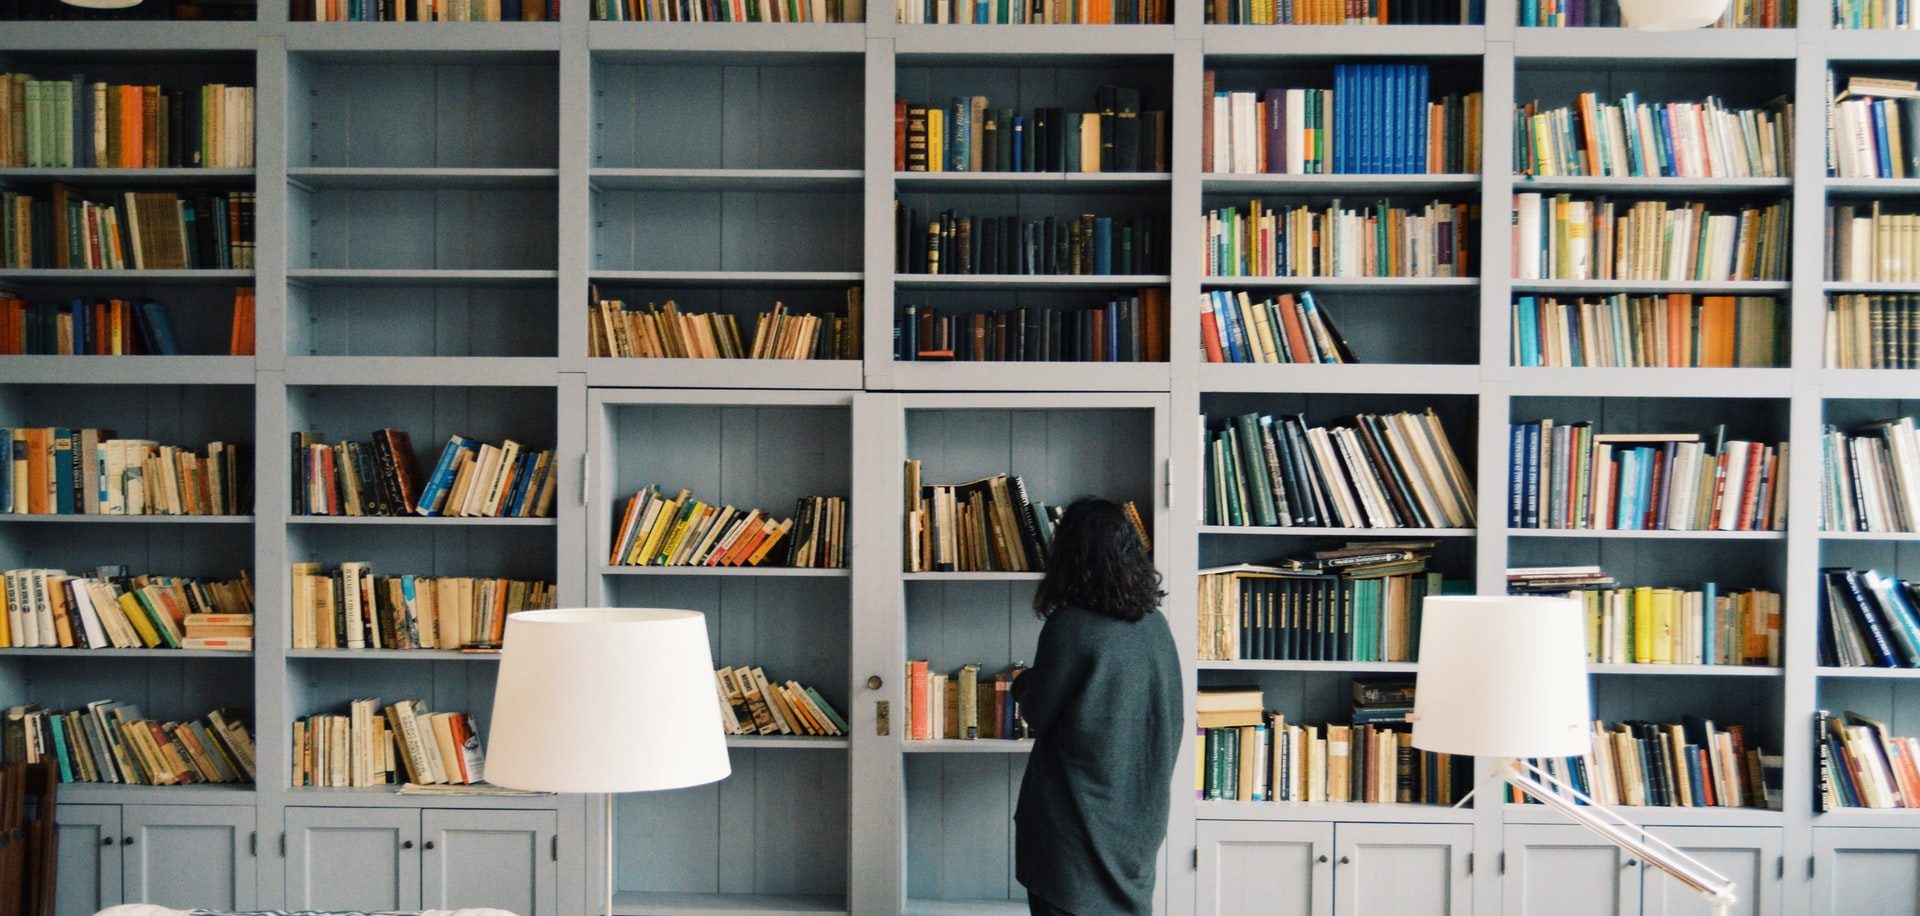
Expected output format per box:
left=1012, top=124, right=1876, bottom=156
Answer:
left=928, top=108, right=945, bottom=173
left=1652, top=588, right=1675, bottom=664
left=1631, top=586, right=1653, bottom=664
left=628, top=490, right=686, bottom=566
left=656, top=501, right=704, bottom=567
left=116, top=591, right=163, bottom=648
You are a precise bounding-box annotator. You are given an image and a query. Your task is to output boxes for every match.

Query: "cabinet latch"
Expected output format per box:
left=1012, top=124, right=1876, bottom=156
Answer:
left=552, top=835, right=560, bottom=862
left=249, top=832, right=257, bottom=857
left=1466, top=852, right=1473, bottom=876
left=280, top=833, right=288, bottom=857
left=1499, top=851, right=1506, bottom=875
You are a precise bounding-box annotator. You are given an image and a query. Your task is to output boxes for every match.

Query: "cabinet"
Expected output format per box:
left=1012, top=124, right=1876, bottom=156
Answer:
left=54, top=804, right=255, bottom=916
left=1812, top=828, right=1920, bottom=916
left=1196, top=820, right=1471, bottom=916
left=284, top=807, right=558, bottom=915
left=1506, top=824, right=1781, bottom=916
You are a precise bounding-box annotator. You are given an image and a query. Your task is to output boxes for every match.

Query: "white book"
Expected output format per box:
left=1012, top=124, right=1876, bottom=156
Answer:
left=1515, top=193, right=1542, bottom=279
left=1716, top=442, right=1752, bottom=531
left=341, top=561, right=367, bottom=649
left=66, top=578, right=108, bottom=649
left=1284, top=89, right=1306, bottom=175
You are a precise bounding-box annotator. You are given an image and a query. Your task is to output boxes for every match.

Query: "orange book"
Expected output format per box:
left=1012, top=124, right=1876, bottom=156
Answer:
left=24, top=428, right=50, bottom=515
left=724, top=518, right=776, bottom=567
left=907, top=660, right=930, bottom=740
left=118, top=85, right=141, bottom=169
left=1700, top=295, right=1735, bottom=367
left=1141, top=287, right=1168, bottom=362
left=1667, top=293, right=1687, bottom=367
left=1275, top=293, right=1313, bottom=363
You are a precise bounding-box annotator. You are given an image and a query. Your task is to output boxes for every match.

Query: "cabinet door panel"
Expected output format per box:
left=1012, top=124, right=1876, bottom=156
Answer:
left=1504, top=824, right=1636, bottom=916
left=1642, top=826, right=1780, bottom=916
left=1334, top=823, right=1471, bottom=916
left=422, top=809, right=558, bottom=916
left=1195, top=820, right=1332, bottom=916
left=120, top=805, right=254, bottom=910
left=285, top=807, right=421, bottom=911
left=1813, top=828, right=1920, bottom=916
left=54, top=805, right=120, bottom=916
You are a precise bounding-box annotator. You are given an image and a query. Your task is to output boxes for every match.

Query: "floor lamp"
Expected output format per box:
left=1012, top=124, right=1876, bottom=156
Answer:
left=1411, top=595, right=1739, bottom=916
left=486, top=608, right=732, bottom=916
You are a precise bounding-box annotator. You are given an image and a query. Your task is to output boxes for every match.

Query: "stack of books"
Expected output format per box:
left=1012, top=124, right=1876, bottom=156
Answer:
left=1836, top=0, right=1914, bottom=27
left=1197, top=543, right=1463, bottom=662
left=1196, top=681, right=1472, bottom=804
left=895, top=0, right=1164, bottom=25
left=1204, top=199, right=1476, bottom=279
left=2, top=703, right=255, bottom=786
left=902, top=661, right=1029, bottom=741
left=1200, top=289, right=1356, bottom=365
left=1, top=186, right=255, bottom=270
left=1205, top=0, right=1483, bottom=28
left=0, top=295, right=191, bottom=356
left=1511, top=293, right=1784, bottom=368
left=609, top=488, right=846, bottom=570
left=1204, top=409, right=1477, bottom=529
left=895, top=294, right=1169, bottom=363
left=715, top=667, right=848, bottom=738
left=1511, top=195, right=1791, bottom=282
left=1517, top=718, right=1774, bottom=809
left=903, top=462, right=1149, bottom=573
left=895, top=89, right=1167, bottom=174
left=1819, top=567, right=1920, bottom=668
left=1520, top=0, right=1788, bottom=26
left=0, top=430, right=245, bottom=516
left=1828, top=74, right=1920, bottom=177
left=289, top=563, right=554, bottom=652
left=1204, top=67, right=1483, bottom=175
left=0, top=567, right=253, bottom=651
left=1506, top=421, right=1789, bottom=532
left=1828, top=203, right=1920, bottom=284
left=300, top=0, right=557, bottom=20
left=588, top=292, right=862, bottom=361
left=293, top=430, right=556, bottom=519
left=1825, top=293, right=1920, bottom=368
left=292, top=699, right=484, bottom=788
left=0, top=75, right=255, bottom=169
left=1507, top=566, right=1781, bottom=666
left=894, top=207, right=1163, bottom=277
left=599, top=0, right=848, bottom=19
left=1516, top=94, right=1793, bottom=179
left=1819, top=710, right=1920, bottom=809
left=1819, top=417, right=1920, bottom=533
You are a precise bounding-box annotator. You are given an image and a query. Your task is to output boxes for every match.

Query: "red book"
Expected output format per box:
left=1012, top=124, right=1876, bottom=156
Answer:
left=1737, top=442, right=1766, bottom=531
left=894, top=98, right=908, bottom=172
left=908, top=660, right=930, bottom=741
left=1199, top=295, right=1226, bottom=363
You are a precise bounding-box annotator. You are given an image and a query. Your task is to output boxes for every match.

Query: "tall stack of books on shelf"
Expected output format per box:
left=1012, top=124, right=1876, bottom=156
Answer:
left=902, top=660, right=1029, bottom=742
left=0, top=568, right=253, bottom=651
left=1507, top=566, right=1781, bottom=666
left=292, top=699, right=485, bottom=788
left=610, top=487, right=846, bottom=570
left=2, top=704, right=256, bottom=786
left=1506, top=421, right=1788, bottom=532
left=1198, top=542, right=1463, bottom=662
left=1203, top=409, right=1476, bottom=530
left=290, top=562, right=554, bottom=652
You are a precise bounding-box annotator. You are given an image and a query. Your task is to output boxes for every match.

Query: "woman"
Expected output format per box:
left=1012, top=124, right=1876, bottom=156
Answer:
left=1011, top=497, right=1184, bottom=916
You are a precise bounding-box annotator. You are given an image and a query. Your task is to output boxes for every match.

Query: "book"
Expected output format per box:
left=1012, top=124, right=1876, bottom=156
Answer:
left=1507, top=419, right=1788, bottom=532
left=288, top=563, right=554, bottom=651
left=1512, top=194, right=1791, bottom=282
left=1512, top=294, right=1784, bottom=368
left=1198, top=545, right=1463, bottom=662
left=1205, top=0, right=1482, bottom=24
left=609, top=487, right=845, bottom=569
left=1514, top=719, right=1772, bottom=809
left=1508, top=568, right=1781, bottom=666
left=1204, top=199, right=1476, bottom=279
left=1203, top=409, right=1477, bottom=530
left=588, top=290, right=862, bottom=361
left=0, top=431, right=244, bottom=516
left=1205, top=67, right=1482, bottom=175
left=895, top=292, right=1168, bottom=363
left=713, top=666, right=847, bottom=738
left=895, top=206, right=1163, bottom=277
left=1, top=702, right=254, bottom=786
left=902, top=463, right=1146, bottom=572
left=895, top=91, right=1166, bottom=173
left=0, top=75, right=254, bottom=169
left=0, top=185, right=254, bottom=270
left=902, top=661, right=1028, bottom=741
left=1517, top=92, right=1793, bottom=178
left=292, top=699, right=483, bottom=787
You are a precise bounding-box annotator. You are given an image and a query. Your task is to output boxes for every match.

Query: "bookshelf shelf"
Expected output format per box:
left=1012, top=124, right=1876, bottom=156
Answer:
left=283, top=786, right=560, bottom=809
left=1816, top=369, right=1920, bottom=399
left=1816, top=666, right=1920, bottom=679
left=725, top=735, right=851, bottom=749
left=1513, top=176, right=1794, bottom=195
left=1586, top=664, right=1782, bottom=677
left=1507, top=528, right=1787, bottom=541
left=590, top=270, right=862, bottom=289
left=901, top=571, right=1046, bottom=581
left=891, top=24, right=1176, bottom=58
left=0, top=21, right=260, bottom=51
left=880, top=362, right=1171, bottom=393
left=1196, top=659, right=1421, bottom=673
left=1200, top=276, right=1478, bottom=291
left=590, top=168, right=863, bottom=192
left=1823, top=281, right=1920, bottom=294
left=285, top=649, right=502, bottom=661
left=598, top=565, right=849, bottom=577
left=1511, top=279, right=1792, bottom=295
left=0, top=168, right=256, bottom=187
left=1200, top=24, right=1489, bottom=58
left=1825, top=178, right=1920, bottom=197
left=1194, top=364, right=1482, bottom=395
left=1501, top=804, right=1785, bottom=827
left=0, top=514, right=254, bottom=525
left=1825, top=30, right=1920, bottom=60
left=586, top=21, right=868, bottom=56
left=55, top=783, right=258, bottom=806
left=901, top=899, right=1028, bottom=916
left=894, top=274, right=1171, bottom=291
left=611, top=891, right=847, bottom=916
left=0, top=357, right=255, bottom=385
left=585, top=359, right=865, bottom=391
left=1194, top=800, right=1475, bottom=824
left=288, top=515, right=556, bottom=527
left=900, top=739, right=1034, bottom=753
left=0, top=269, right=253, bottom=286
left=1201, top=173, right=1480, bottom=196
left=1197, top=525, right=1475, bottom=538
left=286, top=167, right=559, bottom=191
left=1819, top=530, right=1920, bottom=541
left=1511, top=26, right=1798, bottom=60
left=1507, top=368, right=1794, bottom=399
left=283, top=22, right=563, bottom=53
left=284, top=356, right=562, bottom=387
left=894, top=172, right=1173, bottom=192
left=0, top=648, right=251, bottom=659
left=286, top=269, right=558, bottom=288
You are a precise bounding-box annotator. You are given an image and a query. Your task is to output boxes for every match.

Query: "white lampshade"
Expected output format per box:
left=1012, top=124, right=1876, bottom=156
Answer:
left=1618, top=0, right=1729, bottom=29
left=1411, top=595, right=1591, bottom=759
left=486, top=607, right=731, bottom=794
left=58, top=0, right=143, bottom=8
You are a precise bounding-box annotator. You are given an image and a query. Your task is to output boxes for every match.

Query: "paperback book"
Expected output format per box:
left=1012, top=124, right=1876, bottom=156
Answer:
left=292, top=699, right=484, bottom=788
left=1204, top=199, right=1476, bottom=278
left=2, top=703, right=255, bottom=785
left=1204, top=409, right=1477, bottom=529
left=609, top=487, right=846, bottom=569
left=902, top=660, right=1029, bottom=741
left=1506, top=420, right=1788, bottom=531
left=289, top=562, right=555, bottom=652
left=1205, top=67, right=1483, bottom=175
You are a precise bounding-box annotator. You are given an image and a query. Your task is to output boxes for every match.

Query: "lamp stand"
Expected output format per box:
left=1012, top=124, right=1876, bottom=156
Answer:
left=604, top=793, right=616, bottom=916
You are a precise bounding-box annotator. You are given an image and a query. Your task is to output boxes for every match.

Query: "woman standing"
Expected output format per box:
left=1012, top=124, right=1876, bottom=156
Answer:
left=1012, top=497, right=1184, bottom=916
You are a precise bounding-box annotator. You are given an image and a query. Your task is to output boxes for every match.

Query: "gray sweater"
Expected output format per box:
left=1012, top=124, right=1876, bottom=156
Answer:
left=1012, top=605, right=1184, bottom=916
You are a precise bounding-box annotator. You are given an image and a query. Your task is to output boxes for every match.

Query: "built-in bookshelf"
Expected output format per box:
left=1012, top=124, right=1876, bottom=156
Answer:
left=3, top=6, right=1914, bottom=916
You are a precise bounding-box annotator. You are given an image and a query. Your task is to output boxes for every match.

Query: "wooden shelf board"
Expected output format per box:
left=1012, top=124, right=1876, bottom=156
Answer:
left=903, top=571, right=1045, bottom=581
left=892, top=23, right=1175, bottom=57
left=285, top=21, right=562, bottom=53
left=1586, top=664, right=1781, bottom=677
left=587, top=357, right=864, bottom=390
left=1501, top=803, right=1784, bottom=827
left=612, top=892, right=847, bottom=916
left=879, top=361, right=1171, bottom=393
left=600, top=565, right=848, bottom=577
left=282, top=786, right=561, bottom=808
left=588, top=21, right=866, bottom=57
left=1514, top=175, right=1792, bottom=194
left=592, top=168, right=861, bottom=191
left=1823, top=282, right=1920, bottom=294
left=287, top=269, right=558, bottom=288
left=1512, top=279, right=1791, bottom=294
left=1201, top=24, right=1487, bottom=57
left=1512, top=26, right=1797, bottom=59
left=725, top=735, right=850, bottom=749
left=1817, top=666, right=1920, bottom=679
left=895, top=171, right=1171, bottom=192
left=0, top=168, right=255, bottom=186
left=1825, top=178, right=1920, bottom=196
left=0, top=269, right=253, bottom=285
left=1195, top=800, right=1474, bottom=822
left=1507, top=528, right=1786, bottom=541
left=287, top=649, right=502, bottom=660
left=1196, top=659, right=1420, bottom=673
left=55, top=783, right=257, bottom=805
left=591, top=270, right=861, bottom=289
left=1195, top=362, right=1481, bottom=394
left=901, top=900, right=1028, bottom=916
left=0, top=21, right=260, bottom=51
left=288, top=515, right=554, bottom=526
left=285, top=355, right=561, bottom=386
left=1508, top=367, right=1793, bottom=399
left=1202, top=173, right=1479, bottom=195
left=0, top=356, right=255, bottom=385
left=1818, top=530, right=1920, bottom=541
left=1198, top=525, right=1475, bottom=537
left=1821, top=369, right=1920, bottom=399
left=894, top=274, right=1170, bottom=290
left=1200, top=276, right=1478, bottom=290
left=900, top=739, right=1034, bottom=753
left=287, top=167, right=558, bottom=190
left=0, top=647, right=250, bottom=659
left=0, top=514, right=252, bottom=524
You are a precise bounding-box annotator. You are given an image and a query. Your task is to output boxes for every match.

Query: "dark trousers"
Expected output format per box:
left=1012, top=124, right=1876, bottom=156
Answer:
left=1028, top=893, right=1075, bottom=916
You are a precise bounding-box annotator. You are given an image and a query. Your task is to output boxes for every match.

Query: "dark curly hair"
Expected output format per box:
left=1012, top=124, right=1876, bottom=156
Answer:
left=1032, top=497, right=1164, bottom=622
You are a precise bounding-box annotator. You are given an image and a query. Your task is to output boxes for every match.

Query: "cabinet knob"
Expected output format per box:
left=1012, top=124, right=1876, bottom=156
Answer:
left=402, top=841, right=415, bottom=850
left=101, top=837, right=114, bottom=847
left=424, top=841, right=436, bottom=850
left=867, top=675, right=884, bottom=690
left=1316, top=855, right=1329, bottom=864
left=1338, top=856, right=1351, bottom=865
left=1624, top=859, right=1638, bottom=868
left=122, top=837, right=134, bottom=847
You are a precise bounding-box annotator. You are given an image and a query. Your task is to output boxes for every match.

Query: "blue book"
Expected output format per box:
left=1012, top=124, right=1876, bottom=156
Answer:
left=1866, top=571, right=1920, bottom=666
left=1092, top=218, right=1113, bottom=274
left=1521, top=0, right=1536, bottom=25
left=1875, top=102, right=1895, bottom=180
left=1516, top=297, right=1537, bottom=365
left=69, top=299, right=87, bottom=356
left=1522, top=421, right=1542, bottom=528
left=1656, top=106, right=1678, bottom=176
left=1210, top=291, right=1236, bottom=362
left=1105, top=301, right=1119, bottom=361
left=53, top=428, right=74, bottom=515
left=1334, top=65, right=1350, bottom=174
left=1010, top=116, right=1024, bottom=173
left=48, top=715, right=74, bottom=782
left=950, top=98, right=969, bottom=172
left=140, top=300, right=181, bottom=355
left=1414, top=65, right=1430, bottom=174
left=415, top=435, right=479, bottom=517
left=1509, top=423, right=1526, bottom=527
left=1635, top=447, right=1657, bottom=529
left=1613, top=449, right=1636, bottom=530
left=1702, top=580, right=1718, bottom=664
left=1390, top=64, right=1406, bottom=173
left=1219, top=291, right=1250, bottom=363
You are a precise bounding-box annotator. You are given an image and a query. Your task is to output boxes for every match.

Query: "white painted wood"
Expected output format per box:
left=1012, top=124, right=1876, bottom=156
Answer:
left=1196, top=819, right=1332, bottom=916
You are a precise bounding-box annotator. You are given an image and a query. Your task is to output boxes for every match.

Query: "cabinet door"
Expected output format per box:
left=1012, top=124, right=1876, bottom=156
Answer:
left=1812, top=828, right=1920, bottom=916
left=1195, top=820, right=1332, bottom=916
left=54, top=804, right=120, bottom=916
left=1504, top=824, right=1637, bottom=916
left=1641, top=826, right=1780, bottom=916
left=120, top=805, right=255, bottom=911
left=421, top=809, right=558, bottom=916
left=285, top=807, right=421, bottom=911
left=1333, top=822, right=1471, bottom=916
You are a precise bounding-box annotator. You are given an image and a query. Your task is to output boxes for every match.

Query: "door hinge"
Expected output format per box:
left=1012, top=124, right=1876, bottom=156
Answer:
left=579, top=453, right=590, bottom=507
left=1777, top=856, right=1785, bottom=880
left=1809, top=855, right=1817, bottom=878
left=249, top=832, right=257, bottom=857
left=1499, top=851, right=1506, bottom=875
left=1467, top=852, right=1473, bottom=876
left=1164, top=459, right=1173, bottom=508
left=552, top=835, right=560, bottom=862
left=1192, top=847, right=1199, bottom=869
left=279, top=833, right=287, bottom=857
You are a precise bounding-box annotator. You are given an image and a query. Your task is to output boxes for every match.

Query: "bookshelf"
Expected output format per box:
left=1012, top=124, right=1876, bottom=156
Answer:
left=2, top=3, right=1914, bottom=915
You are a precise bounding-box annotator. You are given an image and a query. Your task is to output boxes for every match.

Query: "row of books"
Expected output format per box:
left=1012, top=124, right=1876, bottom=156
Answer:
left=1828, top=203, right=1920, bottom=283
left=1205, top=0, right=1483, bottom=24
left=1200, top=289, right=1355, bottom=365
left=1204, top=409, right=1478, bottom=529
left=292, top=700, right=484, bottom=788
left=1, top=431, right=245, bottom=517
left=1835, top=0, right=1916, bottom=27
left=1828, top=76, right=1920, bottom=178
left=894, top=0, right=1165, bottom=24
left=293, top=430, right=556, bottom=519
left=1507, top=421, right=1789, bottom=532
left=896, top=207, right=1164, bottom=277
left=1510, top=294, right=1784, bottom=369
left=290, top=563, right=555, bottom=652
left=597, top=0, right=851, bottom=18
left=610, top=487, right=846, bottom=569
left=1825, top=294, right=1920, bottom=369
left=902, top=660, right=1029, bottom=741
left=896, top=91, right=1167, bottom=174
left=587, top=294, right=862, bottom=361
left=1515, top=94, right=1793, bottom=179
left=1517, top=719, right=1775, bottom=809
left=1819, top=709, right=1920, bottom=809
left=0, top=295, right=185, bottom=356
left=1, top=187, right=255, bottom=271
left=1196, top=545, right=1457, bottom=662
left=297, top=0, right=554, bottom=19
left=894, top=296, right=1169, bottom=363
left=1821, top=567, right=1920, bottom=668
left=3, top=704, right=255, bottom=787
left=1203, top=69, right=1483, bottom=176
left=1820, top=417, right=1920, bottom=533
left=716, top=666, right=848, bottom=738
left=1521, top=0, right=1791, bottom=26
left=0, top=568, right=252, bottom=651
left=1507, top=567, right=1782, bottom=666
left=1, top=77, right=253, bottom=170
left=903, top=464, right=1149, bottom=572
left=1204, top=199, right=1476, bottom=279
left=1511, top=195, right=1791, bottom=282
